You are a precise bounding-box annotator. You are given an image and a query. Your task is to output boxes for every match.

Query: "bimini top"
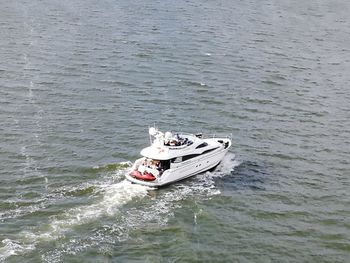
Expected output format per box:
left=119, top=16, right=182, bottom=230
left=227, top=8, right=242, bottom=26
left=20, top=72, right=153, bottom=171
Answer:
left=140, top=127, right=220, bottom=160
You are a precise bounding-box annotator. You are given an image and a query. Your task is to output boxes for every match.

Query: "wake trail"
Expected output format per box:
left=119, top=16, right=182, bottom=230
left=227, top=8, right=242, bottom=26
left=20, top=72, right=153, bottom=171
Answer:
left=0, top=166, right=149, bottom=262
left=1, top=155, right=240, bottom=262
left=23, top=180, right=149, bottom=242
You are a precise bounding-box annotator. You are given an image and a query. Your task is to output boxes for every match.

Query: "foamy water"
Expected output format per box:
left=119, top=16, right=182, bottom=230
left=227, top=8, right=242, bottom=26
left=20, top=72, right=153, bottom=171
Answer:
left=0, top=157, right=239, bottom=262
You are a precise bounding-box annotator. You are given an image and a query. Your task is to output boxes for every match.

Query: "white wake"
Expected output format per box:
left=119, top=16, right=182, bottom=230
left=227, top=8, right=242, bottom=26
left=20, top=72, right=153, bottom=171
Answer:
left=1, top=155, right=240, bottom=262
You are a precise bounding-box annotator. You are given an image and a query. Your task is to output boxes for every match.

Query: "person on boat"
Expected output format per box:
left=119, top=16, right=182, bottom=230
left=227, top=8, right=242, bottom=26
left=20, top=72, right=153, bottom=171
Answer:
left=152, top=159, right=165, bottom=175
left=150, top=159, right=159, bottom=167
left=169, top=139, right=177, bottom=146
left=142, top=158, right=149, bottom=167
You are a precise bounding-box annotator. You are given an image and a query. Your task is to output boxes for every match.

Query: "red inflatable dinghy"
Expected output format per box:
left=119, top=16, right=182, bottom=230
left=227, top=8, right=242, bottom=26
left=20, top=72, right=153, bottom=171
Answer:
left=129, top=170, right=156, bottom=181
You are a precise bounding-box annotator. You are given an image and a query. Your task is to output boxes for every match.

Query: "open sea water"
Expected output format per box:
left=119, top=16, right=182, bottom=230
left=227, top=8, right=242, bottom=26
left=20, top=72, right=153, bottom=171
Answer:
left=1, top=0, right=350, bottom=262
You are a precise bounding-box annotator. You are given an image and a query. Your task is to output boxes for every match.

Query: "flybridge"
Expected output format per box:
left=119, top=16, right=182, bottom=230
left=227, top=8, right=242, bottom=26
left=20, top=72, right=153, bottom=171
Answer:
left=148, top=127, right=194, bottom=147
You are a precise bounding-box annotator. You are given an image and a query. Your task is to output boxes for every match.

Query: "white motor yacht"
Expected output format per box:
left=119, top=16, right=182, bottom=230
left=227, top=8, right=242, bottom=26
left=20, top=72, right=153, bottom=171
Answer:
left=125, top=127, right=232, bottom=187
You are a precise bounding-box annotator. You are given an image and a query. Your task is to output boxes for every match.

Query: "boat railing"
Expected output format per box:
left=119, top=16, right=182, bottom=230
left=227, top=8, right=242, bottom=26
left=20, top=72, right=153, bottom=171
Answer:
left=194, top=132, right=232, bottom=140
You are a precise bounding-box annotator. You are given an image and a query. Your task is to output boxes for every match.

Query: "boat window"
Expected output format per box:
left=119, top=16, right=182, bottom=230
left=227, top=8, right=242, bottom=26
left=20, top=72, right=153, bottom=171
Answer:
left=160, top=160, right=171, bottom=170
left=171, top=154, right=199, bottom=163
left=171, top=147, right=220, bottom=165
left=196, top=142, right=208, bottom=149
left=182, top=154, right=199, bottom=161
left=172, top=157, right=183, bottom=163
left=201, top=147, right=219, bottom=155
left=187, top=140, right=193, bottom=146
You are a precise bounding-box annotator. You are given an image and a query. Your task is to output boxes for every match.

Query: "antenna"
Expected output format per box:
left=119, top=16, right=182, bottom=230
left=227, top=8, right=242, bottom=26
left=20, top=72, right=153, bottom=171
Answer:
left=149, top=126, right=152, bottom=145
left=177, top=121, right=183, bottom=135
